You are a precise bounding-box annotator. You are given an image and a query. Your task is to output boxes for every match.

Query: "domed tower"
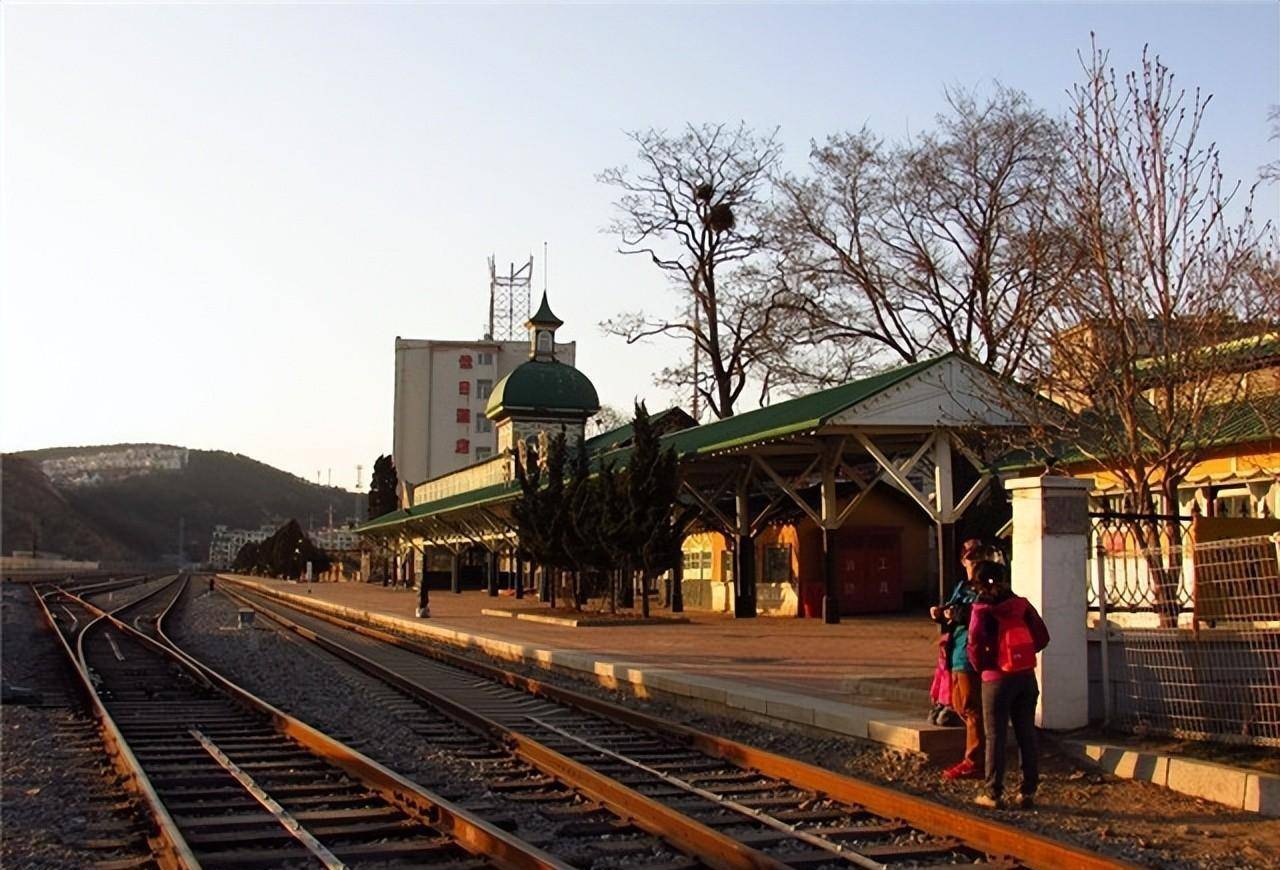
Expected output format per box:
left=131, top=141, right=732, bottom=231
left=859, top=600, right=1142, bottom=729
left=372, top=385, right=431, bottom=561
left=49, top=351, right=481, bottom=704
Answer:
left=485, top=292, right=599, bottom=454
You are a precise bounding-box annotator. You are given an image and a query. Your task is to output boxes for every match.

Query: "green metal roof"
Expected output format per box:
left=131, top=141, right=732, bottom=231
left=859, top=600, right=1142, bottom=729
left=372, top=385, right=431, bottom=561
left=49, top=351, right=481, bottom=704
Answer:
left=650, top=353, right=953, bottom=458
left=360, top=353, right=963, bottom=535
left=485, top=359, right=601, bottom=419
left=358, top=481, right=518, bottom=534
left=582, top=407, right=697, bottom=453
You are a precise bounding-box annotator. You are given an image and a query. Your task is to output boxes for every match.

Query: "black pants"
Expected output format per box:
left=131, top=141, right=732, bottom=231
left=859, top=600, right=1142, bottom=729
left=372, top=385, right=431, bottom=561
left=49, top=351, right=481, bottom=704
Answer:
left=981, top=671, right=1039, bottom=799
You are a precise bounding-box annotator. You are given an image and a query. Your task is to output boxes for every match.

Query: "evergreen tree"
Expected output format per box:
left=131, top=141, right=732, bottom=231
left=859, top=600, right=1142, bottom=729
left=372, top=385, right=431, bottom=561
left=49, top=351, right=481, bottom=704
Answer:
left=620, top=402, right=683, bottom=618
left=512, top=431, right=569, bottom=605
left=231, top=540, right=259, bottom=573
left=239, top=519, right=331, bottom=579
left=368, top=455, right=399, bottom=518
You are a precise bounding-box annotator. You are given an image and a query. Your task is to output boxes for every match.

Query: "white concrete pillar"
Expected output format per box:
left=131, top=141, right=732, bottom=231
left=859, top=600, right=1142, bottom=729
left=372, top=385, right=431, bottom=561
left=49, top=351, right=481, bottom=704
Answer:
left=1006, top=475, right=1092, bottom=730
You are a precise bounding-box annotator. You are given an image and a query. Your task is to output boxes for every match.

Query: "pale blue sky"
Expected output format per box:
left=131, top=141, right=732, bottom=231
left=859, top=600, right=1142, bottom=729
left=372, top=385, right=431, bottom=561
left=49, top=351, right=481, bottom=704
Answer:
left=4, top=2, right=1277, bottom=488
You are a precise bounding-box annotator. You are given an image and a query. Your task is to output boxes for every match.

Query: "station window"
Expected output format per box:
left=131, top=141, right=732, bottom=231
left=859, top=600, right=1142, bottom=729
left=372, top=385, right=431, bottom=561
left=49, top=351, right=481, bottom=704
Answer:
left=720, top=551, right=733, bottom=582
left=476, top=416, right=492, bottom=434
left=459, top=354, right=473, bottom=370
left=458, top=380, right=470, bottom=396
left=475, top=446, right=493, bottom=461
left=455, top=438, right=470, bottom=454
left=456, top=408, right=470, bottom=424
left=478, top=352, right=494, bottom=365
left=476, top=379, right=493, bottom=400
left=1213, top=488, right=1254, bottom=518
left=764, top=545, right=791, bottom=582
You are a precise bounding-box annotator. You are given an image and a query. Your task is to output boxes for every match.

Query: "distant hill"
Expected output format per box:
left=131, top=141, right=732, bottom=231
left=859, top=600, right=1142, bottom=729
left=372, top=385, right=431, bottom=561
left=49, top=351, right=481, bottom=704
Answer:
left=1, top=455, right=138, bottom=561
left=4, top=445, right=366, bottom=562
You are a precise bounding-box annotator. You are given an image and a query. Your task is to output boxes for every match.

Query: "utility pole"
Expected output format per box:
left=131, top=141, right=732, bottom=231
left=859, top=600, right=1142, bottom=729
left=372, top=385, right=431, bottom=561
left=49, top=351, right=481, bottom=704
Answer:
left=355, top=465, right=363, bottom=523
left=327, top=468, right=332, bottom=487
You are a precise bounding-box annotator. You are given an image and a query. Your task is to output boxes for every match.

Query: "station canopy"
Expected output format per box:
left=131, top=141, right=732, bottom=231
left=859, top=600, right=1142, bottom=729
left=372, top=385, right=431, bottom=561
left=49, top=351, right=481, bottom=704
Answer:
left=357, top=352, right=1033, bottom=552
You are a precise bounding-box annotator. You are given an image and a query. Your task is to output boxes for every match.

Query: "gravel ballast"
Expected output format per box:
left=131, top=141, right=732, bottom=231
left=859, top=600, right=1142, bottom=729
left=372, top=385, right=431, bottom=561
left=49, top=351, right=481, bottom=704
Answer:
left=248, top=585, right=1280, bottom=870
left=169, top=585, right=685, bottom=868
left=1, top=584, right=150, bottom=869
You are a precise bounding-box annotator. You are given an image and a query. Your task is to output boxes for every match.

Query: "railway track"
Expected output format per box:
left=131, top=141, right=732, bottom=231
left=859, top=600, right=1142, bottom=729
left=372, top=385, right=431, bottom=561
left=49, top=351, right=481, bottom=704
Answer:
left=218, top=579, right=1136, bottom=870
left=37, top=575, right=574, bottom=869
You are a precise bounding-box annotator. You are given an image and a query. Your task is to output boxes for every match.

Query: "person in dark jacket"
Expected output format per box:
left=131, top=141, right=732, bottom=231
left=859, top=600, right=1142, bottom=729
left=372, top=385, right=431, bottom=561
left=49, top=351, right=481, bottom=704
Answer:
left=967, top=562, right=1051, bottom=809
left=936, top=541, right=990, bottom=779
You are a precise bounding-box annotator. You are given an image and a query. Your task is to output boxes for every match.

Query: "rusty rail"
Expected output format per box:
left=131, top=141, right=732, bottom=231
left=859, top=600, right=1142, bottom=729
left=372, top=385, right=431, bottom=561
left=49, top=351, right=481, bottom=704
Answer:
left=34, top=576, right=199, bottom=870
left=217, top=582, right=789, bottom=870
left=224, top=576, right=1140, bottom=870
left=60, top=578, right=573, bottom=870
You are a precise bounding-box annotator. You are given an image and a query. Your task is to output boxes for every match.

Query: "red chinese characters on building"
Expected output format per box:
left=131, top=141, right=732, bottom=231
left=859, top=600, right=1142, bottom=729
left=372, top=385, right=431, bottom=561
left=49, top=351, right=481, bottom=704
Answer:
left=455, top=439, right=470, bottom=454
left=457, top=408, right=470, bottom=424
left=458, top=380, right=470, bottom=396
left=459, top=354, right=473, bottom=369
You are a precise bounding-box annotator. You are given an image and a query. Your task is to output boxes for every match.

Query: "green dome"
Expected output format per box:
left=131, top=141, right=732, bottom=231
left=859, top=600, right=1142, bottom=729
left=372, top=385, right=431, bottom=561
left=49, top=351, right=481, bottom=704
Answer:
left=486, top=359, right=600, bottom=419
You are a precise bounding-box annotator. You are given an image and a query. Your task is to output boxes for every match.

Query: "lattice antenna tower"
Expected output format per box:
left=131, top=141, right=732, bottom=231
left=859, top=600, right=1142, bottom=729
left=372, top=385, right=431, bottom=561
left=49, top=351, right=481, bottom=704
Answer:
left=487, top=254, right=534, bottom=341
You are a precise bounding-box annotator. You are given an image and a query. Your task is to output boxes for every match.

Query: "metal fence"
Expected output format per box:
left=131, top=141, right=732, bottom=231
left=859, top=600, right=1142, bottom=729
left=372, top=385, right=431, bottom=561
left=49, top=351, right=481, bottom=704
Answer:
left=1089, top=513, right=1280, bottom=747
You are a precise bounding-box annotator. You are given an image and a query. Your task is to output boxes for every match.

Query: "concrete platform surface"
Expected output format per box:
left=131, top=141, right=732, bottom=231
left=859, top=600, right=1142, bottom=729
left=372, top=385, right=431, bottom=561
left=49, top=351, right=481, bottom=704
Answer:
left=234, top=579, right=936, bottom=696
left=222, top=576, right=961, bottom=756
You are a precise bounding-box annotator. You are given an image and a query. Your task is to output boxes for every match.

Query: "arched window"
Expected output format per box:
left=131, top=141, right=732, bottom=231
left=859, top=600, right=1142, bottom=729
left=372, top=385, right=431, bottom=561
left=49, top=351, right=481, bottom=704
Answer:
left=537, top=330, right=552, bottom=353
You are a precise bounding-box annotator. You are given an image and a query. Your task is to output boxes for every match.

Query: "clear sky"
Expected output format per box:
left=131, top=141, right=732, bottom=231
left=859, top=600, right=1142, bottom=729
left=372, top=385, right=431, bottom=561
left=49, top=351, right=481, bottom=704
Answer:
left=4, top=2, right=1277, bottom=488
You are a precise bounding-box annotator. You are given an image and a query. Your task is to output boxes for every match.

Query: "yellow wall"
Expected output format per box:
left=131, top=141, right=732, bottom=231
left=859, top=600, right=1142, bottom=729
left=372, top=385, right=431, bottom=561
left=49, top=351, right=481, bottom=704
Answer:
left=679, top=486, right=935, bottom=615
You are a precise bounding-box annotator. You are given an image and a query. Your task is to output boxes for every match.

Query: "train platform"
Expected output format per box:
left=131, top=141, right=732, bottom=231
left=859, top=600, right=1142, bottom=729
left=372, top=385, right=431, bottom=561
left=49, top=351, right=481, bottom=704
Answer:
left=220, top=575, right=964, bottom=757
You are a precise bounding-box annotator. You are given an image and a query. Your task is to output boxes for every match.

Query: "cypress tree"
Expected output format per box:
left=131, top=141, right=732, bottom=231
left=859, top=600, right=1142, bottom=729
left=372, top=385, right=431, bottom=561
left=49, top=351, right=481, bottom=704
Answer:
left=623, top=402, right=682, bottom=618
left=368, top=455, right=399, bottom=519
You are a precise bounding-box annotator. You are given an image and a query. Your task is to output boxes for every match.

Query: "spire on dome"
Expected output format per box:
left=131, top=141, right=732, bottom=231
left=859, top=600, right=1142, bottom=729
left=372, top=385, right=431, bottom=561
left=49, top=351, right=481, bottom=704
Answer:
left=527, top=292, right=563, bottom=361
left=527, top=292, right=563, bottom=330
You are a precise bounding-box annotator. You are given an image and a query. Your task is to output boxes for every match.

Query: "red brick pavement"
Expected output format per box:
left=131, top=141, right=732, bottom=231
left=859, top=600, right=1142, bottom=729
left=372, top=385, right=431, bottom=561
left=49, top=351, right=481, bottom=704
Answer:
left=254, top=579, right=937, bottom=708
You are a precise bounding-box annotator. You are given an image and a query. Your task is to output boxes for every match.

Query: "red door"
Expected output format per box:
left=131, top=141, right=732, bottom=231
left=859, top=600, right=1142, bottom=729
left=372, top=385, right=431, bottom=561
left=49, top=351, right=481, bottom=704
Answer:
left=836, top=528, right=903, bottom=614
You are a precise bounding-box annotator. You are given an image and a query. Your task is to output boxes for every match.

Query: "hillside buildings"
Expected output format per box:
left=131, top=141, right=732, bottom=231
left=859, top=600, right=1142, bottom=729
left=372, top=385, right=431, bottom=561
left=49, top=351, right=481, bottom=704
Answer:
left=40, top=445, right=189, bottom=488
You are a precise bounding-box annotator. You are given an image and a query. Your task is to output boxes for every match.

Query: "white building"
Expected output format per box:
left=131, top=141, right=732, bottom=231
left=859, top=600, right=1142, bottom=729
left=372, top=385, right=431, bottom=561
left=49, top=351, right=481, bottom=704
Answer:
left=310, top=525, right=360, bottom=552
left=392, top=335, right=575, bottom=499
left=207, top=523, right=277, bottom=570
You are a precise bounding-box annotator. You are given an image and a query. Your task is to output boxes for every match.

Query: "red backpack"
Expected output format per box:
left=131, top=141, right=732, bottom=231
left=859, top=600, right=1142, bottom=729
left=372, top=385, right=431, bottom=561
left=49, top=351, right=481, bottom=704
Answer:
left=996, top=609, right=1037, bottom=673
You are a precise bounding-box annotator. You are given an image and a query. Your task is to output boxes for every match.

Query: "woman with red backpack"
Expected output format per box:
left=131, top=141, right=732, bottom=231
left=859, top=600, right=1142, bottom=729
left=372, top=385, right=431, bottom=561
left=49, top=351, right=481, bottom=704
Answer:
left=967, top=561, right=1050, bottom=809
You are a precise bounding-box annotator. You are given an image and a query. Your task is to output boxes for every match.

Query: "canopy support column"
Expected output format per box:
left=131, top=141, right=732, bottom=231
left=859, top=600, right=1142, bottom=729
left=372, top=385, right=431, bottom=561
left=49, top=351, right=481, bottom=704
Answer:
left=934, top=432, right=957, bottom=605
left=486, top=550, right=499, bottom=597
left=415, top=544, right=430, bottom=618
left=820, top=438, right=843, bottom=624
left=734, top=472, right=756, bottom=618
left=450, top=550, right=461, bottom=594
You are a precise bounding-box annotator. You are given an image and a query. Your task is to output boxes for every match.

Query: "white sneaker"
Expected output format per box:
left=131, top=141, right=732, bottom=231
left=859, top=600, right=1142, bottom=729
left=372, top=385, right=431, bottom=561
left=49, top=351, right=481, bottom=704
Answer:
left=415, top=607, right=429, bottom=618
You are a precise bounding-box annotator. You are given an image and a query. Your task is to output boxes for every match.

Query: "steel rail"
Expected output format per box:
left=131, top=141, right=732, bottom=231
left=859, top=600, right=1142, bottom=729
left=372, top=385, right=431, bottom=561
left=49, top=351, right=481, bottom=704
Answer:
left=226, top=577, right=1140, bottom=870
left=528, top=717, right=885, bottom=869
left=33, top=576, right=199, bottom=870
left=83, top=579, right=573, bottom=870
left=189, top=728, right=347, bottom=870
left=222, top=584, right=969, bottom=869
left=213, top=582, right=789, bottom=870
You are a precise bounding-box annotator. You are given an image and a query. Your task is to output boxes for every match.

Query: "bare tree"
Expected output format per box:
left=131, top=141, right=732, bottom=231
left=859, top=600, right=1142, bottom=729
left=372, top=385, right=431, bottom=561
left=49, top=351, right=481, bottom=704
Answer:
left=588, top=404, right=627, bottom=436
left=770, top=86, right=1075, bottom=382
left=599, top=124, right=784, bottom=418
left=1035, top=40, right=1273, bottom=624
left=1263, top=106, right=1280, bottom=184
